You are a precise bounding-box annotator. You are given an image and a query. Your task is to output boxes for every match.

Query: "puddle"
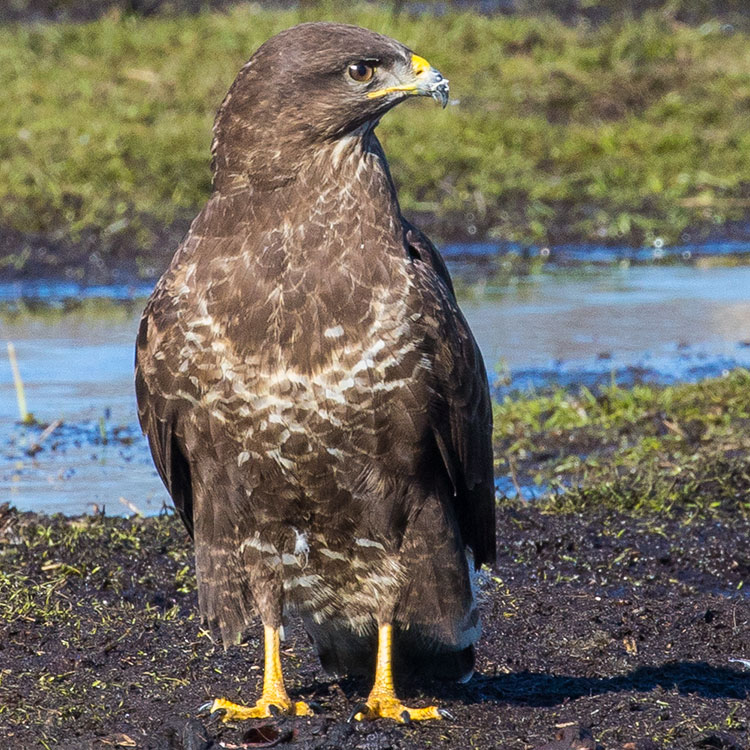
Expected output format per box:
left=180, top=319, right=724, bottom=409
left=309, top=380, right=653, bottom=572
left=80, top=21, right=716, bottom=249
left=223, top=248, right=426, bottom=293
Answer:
left=2, top=259, right=750, bottom=515
left=458, top=264, right=750, bottom=392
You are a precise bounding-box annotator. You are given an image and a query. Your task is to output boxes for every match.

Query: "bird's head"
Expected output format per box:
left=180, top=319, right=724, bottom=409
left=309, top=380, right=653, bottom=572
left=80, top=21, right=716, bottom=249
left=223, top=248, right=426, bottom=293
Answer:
left=211, top=23, right=448, bottom=187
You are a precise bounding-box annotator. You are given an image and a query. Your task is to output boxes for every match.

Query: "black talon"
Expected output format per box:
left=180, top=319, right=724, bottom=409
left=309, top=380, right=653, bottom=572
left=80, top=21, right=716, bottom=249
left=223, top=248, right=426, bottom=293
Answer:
left=197, top=701, right=224, bottom=720
left=268, top=704, right=281, bottom=717
left=308, top=701, right=323, bottom=713
left=400, top=710, right=411, bottom=724
left=347, top=702, right=369, bottom=723
left=438, top=708, right=454, bottom=720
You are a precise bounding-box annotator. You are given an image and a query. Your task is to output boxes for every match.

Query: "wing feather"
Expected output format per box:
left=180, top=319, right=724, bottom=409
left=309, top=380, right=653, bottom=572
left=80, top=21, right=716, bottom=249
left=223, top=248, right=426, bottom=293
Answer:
left=135, top=303, right=195, bottom=538
left=404, top=220, right=496, bottom=568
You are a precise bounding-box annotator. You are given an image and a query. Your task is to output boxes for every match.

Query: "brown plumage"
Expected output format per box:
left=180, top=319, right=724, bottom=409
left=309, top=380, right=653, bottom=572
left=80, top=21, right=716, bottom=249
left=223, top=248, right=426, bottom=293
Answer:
left=135, top=22, right=494, bottom=720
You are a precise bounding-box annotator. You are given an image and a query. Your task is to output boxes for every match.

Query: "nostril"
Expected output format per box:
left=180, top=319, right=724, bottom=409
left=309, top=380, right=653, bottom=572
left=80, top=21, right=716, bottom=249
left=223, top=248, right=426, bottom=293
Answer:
left=411, top=54, right=432, bottom=77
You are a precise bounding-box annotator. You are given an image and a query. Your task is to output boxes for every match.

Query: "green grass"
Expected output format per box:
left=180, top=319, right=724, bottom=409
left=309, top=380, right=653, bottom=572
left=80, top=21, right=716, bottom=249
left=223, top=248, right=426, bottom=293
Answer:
left=494, top=368, right=750, bottom=517
left=3, top=5, right=750, bottom=273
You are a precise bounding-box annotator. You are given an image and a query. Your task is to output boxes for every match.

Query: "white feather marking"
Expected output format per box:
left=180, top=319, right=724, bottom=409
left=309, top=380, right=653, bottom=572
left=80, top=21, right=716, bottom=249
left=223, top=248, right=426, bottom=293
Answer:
left=330, top=135, right=356, bottom=167
left=355, top=538, right=385, bottom=550
left=324, top=325, right=344, bottom=338
left=366, top=574, right=398, bottom=586
left=240, top=534, right=277, bottom=555
left=293, top=528, right=310, bottom=568
left=265, top=448, right=295, bottom=470
left=283, top=574, right=322, bottom=590
left=175, top=389, right=200, bottom=406
left=320, top=548, right=348, bottom=561
left=323, top=388, right=346, bottom=405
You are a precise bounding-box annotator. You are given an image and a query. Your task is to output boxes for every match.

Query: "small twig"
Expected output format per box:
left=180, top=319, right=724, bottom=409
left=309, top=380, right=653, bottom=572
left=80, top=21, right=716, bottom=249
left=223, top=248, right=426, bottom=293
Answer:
left=26, top=418, right=62, bottom=456
left=219, top=728, right=294, bottom=749
left=118, top=496, right=144, bottom=517
left=663, top=418, right=687, bottom=439
left=508, top=457, right=525, bottom=501
left=7, top=342, right=33, bottom=424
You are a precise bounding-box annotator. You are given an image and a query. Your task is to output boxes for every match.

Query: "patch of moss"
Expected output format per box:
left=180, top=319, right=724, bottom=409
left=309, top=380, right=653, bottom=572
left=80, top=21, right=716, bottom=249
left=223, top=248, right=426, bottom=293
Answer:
left=494, top=369, right=750, bottom=517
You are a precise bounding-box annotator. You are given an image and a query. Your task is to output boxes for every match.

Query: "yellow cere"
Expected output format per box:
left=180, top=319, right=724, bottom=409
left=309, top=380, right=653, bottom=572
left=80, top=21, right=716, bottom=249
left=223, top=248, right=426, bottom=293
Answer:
left=411, top=54, right=431, bottom=76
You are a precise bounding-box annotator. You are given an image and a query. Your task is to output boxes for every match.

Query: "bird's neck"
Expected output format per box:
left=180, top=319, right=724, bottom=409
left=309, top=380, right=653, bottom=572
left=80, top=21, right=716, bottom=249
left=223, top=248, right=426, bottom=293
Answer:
left=205, top=129, right=405, bottom=260
left=301, top=129, right=403, bottom=234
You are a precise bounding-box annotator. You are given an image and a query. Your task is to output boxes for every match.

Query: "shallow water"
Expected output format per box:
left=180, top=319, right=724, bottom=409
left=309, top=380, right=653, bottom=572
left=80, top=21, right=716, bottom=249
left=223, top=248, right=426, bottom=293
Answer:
left=462, top=264, right=750, bottom=390
left=2, top=261, right=750, bottom=515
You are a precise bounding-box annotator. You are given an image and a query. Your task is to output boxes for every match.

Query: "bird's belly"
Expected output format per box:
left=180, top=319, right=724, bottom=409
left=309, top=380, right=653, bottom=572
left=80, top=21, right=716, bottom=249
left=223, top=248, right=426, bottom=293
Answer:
left=218, top=363, right=418, bottom=625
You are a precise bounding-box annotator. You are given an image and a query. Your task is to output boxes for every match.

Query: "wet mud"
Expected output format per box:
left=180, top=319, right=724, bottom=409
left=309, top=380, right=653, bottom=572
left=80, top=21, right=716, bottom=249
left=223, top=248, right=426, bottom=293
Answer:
left=0, top=501, right=747, bottom=749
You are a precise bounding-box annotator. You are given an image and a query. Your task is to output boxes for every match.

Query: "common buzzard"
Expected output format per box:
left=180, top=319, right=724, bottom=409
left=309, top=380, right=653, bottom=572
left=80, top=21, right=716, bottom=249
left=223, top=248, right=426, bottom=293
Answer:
left=135, top=22, right=495, bottom=723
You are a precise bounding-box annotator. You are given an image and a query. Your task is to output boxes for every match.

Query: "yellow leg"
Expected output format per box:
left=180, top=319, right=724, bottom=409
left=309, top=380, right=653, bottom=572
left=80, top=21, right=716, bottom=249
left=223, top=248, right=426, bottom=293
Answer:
left=205, top=625, right=313, bottom=721
left=353, top=624, right=444, bottom=723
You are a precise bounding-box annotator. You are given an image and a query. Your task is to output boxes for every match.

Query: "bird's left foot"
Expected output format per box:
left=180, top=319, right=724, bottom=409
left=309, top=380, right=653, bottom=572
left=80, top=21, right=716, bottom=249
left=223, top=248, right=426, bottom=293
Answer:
left=202, top=696, right=313, bottom=721
left=350, top=693, right=446, bottom=723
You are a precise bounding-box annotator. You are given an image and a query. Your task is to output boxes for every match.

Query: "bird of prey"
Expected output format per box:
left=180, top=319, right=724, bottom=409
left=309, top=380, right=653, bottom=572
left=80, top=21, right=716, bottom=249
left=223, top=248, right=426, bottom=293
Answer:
left=135, top=22, right=494, bottom=723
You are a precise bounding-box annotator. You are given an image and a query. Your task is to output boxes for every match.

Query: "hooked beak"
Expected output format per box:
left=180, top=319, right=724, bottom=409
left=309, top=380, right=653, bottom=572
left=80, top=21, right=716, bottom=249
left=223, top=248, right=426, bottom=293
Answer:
left=367, top=53, right=450, bottom=108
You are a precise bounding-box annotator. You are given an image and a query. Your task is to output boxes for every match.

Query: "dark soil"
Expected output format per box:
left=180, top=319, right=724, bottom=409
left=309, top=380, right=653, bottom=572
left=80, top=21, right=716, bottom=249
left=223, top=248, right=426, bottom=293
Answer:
left=1, top=501, right=748, bottom=750
left=0, top=224, right=184, bottom=287
left=6, top=220, right=750, bottom=289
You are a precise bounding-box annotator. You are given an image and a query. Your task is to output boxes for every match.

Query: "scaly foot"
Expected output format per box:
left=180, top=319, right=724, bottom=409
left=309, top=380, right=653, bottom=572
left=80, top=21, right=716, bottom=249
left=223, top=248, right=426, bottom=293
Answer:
left=350, top=624, right=448, bottom=723
left=203, top=625, right=314, bottom=722
left=204, top=695, right=313, bottom=721
left=351, top=692, right=445, bottom=723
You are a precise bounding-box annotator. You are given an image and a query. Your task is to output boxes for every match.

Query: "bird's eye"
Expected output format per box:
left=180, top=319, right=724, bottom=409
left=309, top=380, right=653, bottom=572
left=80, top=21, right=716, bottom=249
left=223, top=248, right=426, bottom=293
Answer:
left=348, top=62, right=375, bottom=83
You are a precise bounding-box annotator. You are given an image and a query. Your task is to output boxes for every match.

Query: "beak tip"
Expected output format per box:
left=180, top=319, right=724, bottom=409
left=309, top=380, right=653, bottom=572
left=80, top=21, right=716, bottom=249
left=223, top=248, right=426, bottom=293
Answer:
left=432, top=79, right=450, bottom=108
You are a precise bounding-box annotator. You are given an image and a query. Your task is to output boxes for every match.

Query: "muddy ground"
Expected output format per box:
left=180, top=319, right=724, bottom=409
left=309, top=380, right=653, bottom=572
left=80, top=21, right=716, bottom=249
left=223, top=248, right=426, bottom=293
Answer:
left=1, top=499, right=748, bottom=750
